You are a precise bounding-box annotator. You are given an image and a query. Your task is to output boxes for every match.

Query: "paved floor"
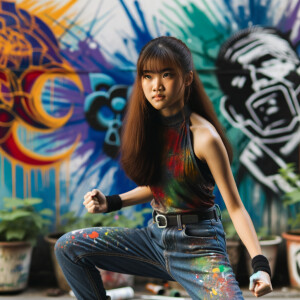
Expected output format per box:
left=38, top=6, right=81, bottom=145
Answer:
left=1, top=286, right=300, bottom=299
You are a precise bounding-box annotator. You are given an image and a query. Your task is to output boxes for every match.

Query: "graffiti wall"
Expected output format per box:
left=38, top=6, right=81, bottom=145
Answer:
left=0, top=0, right=299, bottom=233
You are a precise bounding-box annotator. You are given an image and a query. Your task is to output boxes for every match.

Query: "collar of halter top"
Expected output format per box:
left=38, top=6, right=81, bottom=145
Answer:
left=159, top=104, right=191, bottom=127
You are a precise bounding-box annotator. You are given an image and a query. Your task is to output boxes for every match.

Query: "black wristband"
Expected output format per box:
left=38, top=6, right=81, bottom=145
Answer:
left=251, top=255, right=271, bottom=277
left=105, top=195, right=122, bottom=213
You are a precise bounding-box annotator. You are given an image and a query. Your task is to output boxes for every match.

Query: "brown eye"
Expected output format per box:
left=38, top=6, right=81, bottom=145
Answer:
left=163, top=72, right=173, bottom=78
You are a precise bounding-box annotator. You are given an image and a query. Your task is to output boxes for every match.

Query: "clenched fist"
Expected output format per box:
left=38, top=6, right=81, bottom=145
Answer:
left=83, top=189, right=108, bottom=213
left=249, top=271, right=273, bottom=297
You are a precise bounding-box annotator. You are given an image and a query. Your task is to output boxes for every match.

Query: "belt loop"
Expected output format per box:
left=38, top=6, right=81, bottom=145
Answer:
left=215, top=204, right=222, bottom=221
left=177, top=215, right=183, bottom=230
left=213, top=209, right=217, bottom=221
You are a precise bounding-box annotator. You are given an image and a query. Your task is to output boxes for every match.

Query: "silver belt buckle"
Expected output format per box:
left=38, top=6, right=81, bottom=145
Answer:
left=155, top=214, right=168, bottom=228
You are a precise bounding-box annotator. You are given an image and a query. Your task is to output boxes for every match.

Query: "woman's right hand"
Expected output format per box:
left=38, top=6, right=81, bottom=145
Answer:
left=83, top=189, right=108, bottom=213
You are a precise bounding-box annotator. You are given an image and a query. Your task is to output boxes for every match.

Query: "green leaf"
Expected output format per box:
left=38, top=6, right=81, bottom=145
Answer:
left=0, top=197, right=51, bottom=242
left=221, top=209, right=238, bottom=239
left=257, top=227, right=270, bottom=239
left=0, top=210, right=32, bottom=221
left=3, top=197, right=25, bottom=208
left=6, top=229, right=26, bottom=241
left=61, top=211, right=77, bottom=219
left=283, top=190, right=300, bottom=206
left=30, top=214, right=47, bottom=229
left=278, top=163, right=300, bottom=189
left=39, top=209, right=53, bottom=216
left=0, top=222, right=7, bottom=233
left=23, top=198, right=43, bottom=206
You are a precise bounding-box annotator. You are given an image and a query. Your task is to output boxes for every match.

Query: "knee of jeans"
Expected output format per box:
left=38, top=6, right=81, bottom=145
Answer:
left=54, top=233, right=72, bottom=261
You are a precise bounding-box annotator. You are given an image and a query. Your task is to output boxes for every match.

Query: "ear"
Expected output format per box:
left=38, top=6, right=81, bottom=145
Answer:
left=185, top=71, right=193, bottom=86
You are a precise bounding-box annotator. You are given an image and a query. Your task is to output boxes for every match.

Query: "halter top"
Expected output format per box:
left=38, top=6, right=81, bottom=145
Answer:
left=149, top=106, right=215, bottom=214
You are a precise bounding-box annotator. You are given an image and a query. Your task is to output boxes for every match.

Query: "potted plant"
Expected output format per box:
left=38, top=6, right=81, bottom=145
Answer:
left=222, top=208, right=282, bottom=279
left=0, top=197, right=52, bottom=293
left=45, top=207, right=152, bottom=292
left=279, top=163, right=300, bottom=288
left=244, top=226, right=282, bottom=279
left=221, top=209, right=241, bottom=275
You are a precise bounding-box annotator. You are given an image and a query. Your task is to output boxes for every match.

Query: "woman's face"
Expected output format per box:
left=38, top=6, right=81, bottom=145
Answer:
left=141, top=63, right=189, bottom=117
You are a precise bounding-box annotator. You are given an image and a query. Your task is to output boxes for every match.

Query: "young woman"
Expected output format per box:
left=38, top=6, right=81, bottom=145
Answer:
left=55, top=36, right=273, bottom=300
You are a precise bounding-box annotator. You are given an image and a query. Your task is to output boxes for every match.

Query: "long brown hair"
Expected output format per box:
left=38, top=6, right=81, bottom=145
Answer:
left=121, top=36, right=232, bottom=186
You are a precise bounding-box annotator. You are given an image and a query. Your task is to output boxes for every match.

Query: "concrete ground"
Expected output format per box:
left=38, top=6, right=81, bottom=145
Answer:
left=1, top=286, right=300, bottom=299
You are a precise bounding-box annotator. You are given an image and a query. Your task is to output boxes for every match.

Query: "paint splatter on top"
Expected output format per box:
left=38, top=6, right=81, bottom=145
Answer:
left=150, top=106, right=215, bottom=214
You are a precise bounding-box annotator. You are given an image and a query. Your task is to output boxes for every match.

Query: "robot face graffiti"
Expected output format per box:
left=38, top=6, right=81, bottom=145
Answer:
left=217, top=27, right=300, bottom=142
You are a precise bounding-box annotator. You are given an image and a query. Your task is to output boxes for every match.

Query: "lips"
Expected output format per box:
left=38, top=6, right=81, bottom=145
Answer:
left=153, top=94, right=165, bottom=100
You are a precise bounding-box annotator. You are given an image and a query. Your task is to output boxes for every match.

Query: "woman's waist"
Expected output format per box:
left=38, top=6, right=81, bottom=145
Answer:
left=151, top=204, right=222, bottom=229
left=150, top=195, right=215, bottom=215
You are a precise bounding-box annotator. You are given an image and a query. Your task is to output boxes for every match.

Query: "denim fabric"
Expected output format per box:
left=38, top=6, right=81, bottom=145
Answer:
left=55, top=206, right=244, bottom=300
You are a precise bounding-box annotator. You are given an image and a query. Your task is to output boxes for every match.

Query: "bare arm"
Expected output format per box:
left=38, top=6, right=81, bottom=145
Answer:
left=120, top=186, right=154, bottom=207
left=83, top=186, right=153, bottom=213
left=193, top=125, right=262, bottom=258
left=192, top=120, right=272, bottom=297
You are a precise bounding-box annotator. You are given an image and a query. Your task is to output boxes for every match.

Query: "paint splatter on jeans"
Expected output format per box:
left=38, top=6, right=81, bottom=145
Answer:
left=55, top=207, right=244, bottom=300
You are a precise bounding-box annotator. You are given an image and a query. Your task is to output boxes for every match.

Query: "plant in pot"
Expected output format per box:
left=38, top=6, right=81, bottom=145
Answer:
left=244, top=226, right=282, bottom=279
left=222, top=207, right=282, bottom=281
left=279, top=163, right=300, bottom=288
left=45, top=207, right=152, bottom=292
left=221, top=209, right=241, bottom=275
left=0, top=197, right=52, bottom=293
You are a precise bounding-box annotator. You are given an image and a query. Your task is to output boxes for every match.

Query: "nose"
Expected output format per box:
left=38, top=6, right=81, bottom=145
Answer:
left=152, top=77, right=164, bottom=92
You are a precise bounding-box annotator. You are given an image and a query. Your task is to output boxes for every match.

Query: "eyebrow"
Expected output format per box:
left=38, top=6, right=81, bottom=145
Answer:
left=142, top=68, right=175, bottom=74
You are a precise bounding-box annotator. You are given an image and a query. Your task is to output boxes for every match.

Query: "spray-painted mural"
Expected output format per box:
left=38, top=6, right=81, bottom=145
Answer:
left=217, top=27, right=299, bottom=194
left=0, top=0, right=299, bottom=232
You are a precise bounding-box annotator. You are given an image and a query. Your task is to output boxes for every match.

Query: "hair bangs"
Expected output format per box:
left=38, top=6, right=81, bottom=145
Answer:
left=138, top=44, right=181, bottom=76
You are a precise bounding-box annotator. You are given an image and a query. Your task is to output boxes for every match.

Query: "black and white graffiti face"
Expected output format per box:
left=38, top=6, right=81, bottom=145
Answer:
left=217, top=27, right=300, bottom=143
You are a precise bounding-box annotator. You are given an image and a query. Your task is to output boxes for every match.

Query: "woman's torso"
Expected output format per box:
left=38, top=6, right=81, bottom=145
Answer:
left=150, top=106, right=216, bottom=214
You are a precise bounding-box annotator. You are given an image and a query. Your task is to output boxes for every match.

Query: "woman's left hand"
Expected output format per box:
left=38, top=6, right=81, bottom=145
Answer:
left=249, top=271, right=273, bottom=297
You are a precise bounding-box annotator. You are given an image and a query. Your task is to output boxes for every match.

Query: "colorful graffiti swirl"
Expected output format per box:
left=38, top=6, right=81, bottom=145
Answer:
left=0, top=0, right=82, bottom=167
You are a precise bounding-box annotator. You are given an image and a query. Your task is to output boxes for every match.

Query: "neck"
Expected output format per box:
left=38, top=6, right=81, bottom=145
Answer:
left=159, top=104, right=191, bottom=126
left=159, top=102, right=185, bottom=117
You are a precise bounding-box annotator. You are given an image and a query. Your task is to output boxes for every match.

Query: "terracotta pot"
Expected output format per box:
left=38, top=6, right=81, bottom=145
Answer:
left=0, top=241, right=33, bottom=292
left=282, top=230, right=300, bottom=288
left=245, top=235, right=282, bottom=278
left=44, top=233, right=70, bottom=291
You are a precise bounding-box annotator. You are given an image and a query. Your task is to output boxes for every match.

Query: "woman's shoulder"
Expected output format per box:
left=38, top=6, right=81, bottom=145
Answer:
left=189, top=112, right=222, bottom=159
left=189, top=112, right=218, bottom=138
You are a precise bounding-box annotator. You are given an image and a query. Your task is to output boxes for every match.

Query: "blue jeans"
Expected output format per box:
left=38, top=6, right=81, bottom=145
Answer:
left=55, top=206, right=244, bottom=300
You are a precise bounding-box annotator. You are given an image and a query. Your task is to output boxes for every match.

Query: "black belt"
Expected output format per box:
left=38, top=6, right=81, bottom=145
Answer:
left=153, top=206, right=221, bottom=229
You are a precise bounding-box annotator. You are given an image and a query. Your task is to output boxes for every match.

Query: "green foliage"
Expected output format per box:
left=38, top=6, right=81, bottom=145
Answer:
left=256, top=227, right=276, bottom=241
left=278, top=163, right=300, bottom=229
left=279, top=163, right=300, bottom=190
left=222, top=210, right=277, bottom=240
left=0, top=197, right=53, bottom=245
left=221, top=209, right=239, bottom=240
left=57, top=207, right=152, bottom=233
